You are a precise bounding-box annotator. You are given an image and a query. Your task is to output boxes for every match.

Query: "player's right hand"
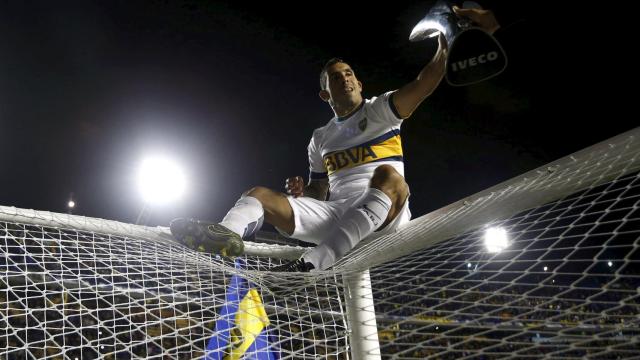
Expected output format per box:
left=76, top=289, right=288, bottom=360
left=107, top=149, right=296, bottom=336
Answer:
left=285, top=176, right=304, bottom=198
left=452, top=5, right=500, bottom=34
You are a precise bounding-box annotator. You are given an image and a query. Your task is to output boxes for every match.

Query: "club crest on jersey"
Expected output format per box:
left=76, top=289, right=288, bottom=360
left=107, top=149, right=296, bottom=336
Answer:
left=358, top=117, right=367, bottom=132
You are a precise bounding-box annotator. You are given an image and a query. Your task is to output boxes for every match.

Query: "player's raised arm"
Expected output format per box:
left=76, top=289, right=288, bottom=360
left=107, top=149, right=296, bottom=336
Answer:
left=392, top=33, right=448, bottom=119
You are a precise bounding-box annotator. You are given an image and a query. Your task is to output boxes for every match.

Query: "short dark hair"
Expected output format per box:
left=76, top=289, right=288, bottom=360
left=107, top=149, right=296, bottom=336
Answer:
left=319, top=57, right=347, bottom=90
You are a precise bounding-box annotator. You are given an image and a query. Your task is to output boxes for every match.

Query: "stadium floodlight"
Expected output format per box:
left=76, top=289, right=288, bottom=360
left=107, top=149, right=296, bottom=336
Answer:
left=137, top=156, right=186, bottom=205
left=484, top=226, right=509, bottom=253
left=608, top=261, right=613, bottom=267
left=66, top=197, right=76, bottom=215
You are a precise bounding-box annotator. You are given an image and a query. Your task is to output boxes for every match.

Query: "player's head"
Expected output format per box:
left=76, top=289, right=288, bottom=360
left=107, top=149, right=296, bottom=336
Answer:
left=318, top=58, right=363, bottom=108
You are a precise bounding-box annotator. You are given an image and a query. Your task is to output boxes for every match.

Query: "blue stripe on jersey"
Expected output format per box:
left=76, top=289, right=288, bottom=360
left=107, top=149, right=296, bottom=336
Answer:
left=371, top=156, right=404, bottom=164
left=323, top=130, right=403, bottom=175
left=357, top=129, right=401, bottom=148
left=309, top=171, right=328, bottom=180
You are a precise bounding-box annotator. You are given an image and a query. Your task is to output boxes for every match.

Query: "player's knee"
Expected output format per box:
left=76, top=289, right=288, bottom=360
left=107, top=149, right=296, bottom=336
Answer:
left=244, top=186, right=275, bottom=204
left=244, top=186, right=294, bottom=233
left=370, top=165, right=401, bottom=188
left=370, top=165, right=408, bottom=202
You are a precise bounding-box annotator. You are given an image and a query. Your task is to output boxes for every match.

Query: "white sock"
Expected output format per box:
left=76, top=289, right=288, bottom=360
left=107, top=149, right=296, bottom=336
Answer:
left=219, top=196, right=264, bottom=239
left=304, top=188, right=392, bottom=270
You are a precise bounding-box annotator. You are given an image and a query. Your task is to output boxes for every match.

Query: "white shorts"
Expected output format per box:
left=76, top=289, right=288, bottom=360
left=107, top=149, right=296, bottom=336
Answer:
left=282, top=191, right=411, bottom=245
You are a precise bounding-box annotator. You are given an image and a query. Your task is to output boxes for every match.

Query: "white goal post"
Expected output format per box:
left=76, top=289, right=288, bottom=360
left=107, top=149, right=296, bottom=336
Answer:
left=1, top=127, right=639, bottom=359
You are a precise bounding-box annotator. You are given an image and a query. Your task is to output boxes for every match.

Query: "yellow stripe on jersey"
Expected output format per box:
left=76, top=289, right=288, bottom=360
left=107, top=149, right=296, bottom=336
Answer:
left=323, top=130, right=402, bottom=176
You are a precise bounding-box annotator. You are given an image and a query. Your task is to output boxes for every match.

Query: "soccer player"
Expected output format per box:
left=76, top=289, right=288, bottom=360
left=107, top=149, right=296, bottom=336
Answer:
left=171, top=7, right=500, bottom=272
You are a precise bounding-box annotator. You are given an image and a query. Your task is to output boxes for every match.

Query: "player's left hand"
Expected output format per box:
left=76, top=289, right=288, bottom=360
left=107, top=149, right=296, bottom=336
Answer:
left=285, top=176, right=304, bottom=198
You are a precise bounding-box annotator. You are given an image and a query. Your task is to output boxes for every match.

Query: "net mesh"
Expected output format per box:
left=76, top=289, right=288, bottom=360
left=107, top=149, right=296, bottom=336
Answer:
left=371, top=170, right=640, bottom=359
left=0, top=223, right=347, bottom=359
left=1, top=127, right=639, bottom=359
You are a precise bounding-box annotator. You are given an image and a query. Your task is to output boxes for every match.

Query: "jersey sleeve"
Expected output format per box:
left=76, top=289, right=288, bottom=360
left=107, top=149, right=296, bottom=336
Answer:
left=368, top=90, right=404, bottom=126
left=308, top=130, right=327, bottom=181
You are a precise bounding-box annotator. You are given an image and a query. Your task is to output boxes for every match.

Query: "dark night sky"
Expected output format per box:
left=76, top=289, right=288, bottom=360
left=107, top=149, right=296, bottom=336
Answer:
left=0, top=1, right=635, bottom=227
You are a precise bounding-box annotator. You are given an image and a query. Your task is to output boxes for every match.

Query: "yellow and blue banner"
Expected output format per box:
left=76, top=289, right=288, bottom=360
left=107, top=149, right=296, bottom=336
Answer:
left=206, top=259, right=278, bottom=360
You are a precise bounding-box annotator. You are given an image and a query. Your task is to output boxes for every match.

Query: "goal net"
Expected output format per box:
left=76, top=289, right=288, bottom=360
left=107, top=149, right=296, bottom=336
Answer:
left=1, top=127, right=639, bottom=359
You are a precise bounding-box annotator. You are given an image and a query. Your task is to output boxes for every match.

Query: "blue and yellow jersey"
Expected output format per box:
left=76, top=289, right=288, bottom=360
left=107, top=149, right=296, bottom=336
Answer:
left=322, top=129, right=403, bottom=176
left=308, top=91, right=405, bottom=200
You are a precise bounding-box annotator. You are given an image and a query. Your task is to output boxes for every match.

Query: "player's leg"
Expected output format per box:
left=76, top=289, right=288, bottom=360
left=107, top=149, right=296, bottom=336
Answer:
left=281, top=164, right=409, bottom=271
left=237, top=186, right=296, bottom=235
left=170, top=186, right=294, bottom=256
left=369, top=164, right=410, bottom=229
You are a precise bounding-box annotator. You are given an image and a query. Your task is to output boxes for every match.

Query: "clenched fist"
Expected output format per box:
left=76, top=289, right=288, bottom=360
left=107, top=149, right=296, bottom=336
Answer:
left=285, top=176, right=304, bottom=197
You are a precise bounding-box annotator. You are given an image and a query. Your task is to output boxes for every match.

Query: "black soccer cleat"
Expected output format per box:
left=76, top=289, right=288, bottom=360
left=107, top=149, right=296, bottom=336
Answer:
left=270, top=258, right=315, bottom=272
left=170, top=218, right=244, bottom=257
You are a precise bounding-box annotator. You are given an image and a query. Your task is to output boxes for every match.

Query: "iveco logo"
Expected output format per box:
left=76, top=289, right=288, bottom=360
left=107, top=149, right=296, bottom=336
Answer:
left=451, top=51, right=499, bottom=72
